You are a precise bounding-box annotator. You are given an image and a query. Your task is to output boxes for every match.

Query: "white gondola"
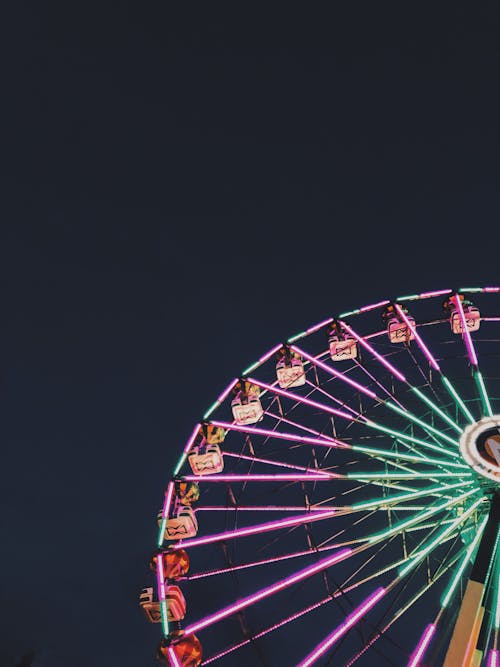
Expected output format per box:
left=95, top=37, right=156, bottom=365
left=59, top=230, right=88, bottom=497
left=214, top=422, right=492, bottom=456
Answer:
left=387, top=315, right=416, bottom=343
left=450, top=305, right=481, bottom=334
left=231, top=389, right=264, bottom=425
left=329, top=335, right=358, bottom=361
left=276, top=356, right=305, bottom=388
left=165, top=506, right=198, bottom=540
left=139, top=585, right=187, bottom=622
left=189, top=443, right=224, bottom=475
left=140, top=587, right=161, bottom=623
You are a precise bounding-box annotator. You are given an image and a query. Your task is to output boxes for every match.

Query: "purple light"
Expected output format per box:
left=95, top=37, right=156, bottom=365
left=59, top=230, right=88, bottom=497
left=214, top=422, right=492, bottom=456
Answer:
left=183, top=473, right=334, bottom=482
left=419, top=289, right=452, bottom=299
left=195, top=505, right=338, bottom=512
left=291, top=345, right=378, bottom=399
left=183, top=548, right=351, bottom=635
left=168, top=647, right=182, bottom=667
left=305, top=317, right=335, bottom=335
left=453, top=294, right=478, bottom=366
left=172, top=509, right=336, bottom=550
left=359, top=299, right=391, bottom=312
left=407, top=623, right=436, bottom=667
left=488, top=650, right=499, bottom=667
left=485, top=287, right=500, bottom=293
left=394, top=304, right=441, bottom=371
left=248, top=377, right=354, bottom=420
left=297, top=587, right=386, bottom=666
left=161, top=481, right=175, bottom=519
left=223, top=450, right=334, bottom=476
left=339, top=322, right=407, bottom=382
left=210, top=419, right=345, bottom=449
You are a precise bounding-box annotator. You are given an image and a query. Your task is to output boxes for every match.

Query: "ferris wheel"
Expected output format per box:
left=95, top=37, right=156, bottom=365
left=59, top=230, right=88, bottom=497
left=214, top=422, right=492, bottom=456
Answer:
left=141, top=286, right=500, bottom=666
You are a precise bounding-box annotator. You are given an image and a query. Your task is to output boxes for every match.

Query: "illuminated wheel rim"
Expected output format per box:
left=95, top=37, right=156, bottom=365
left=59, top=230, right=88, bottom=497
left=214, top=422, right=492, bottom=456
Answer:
left=150, top=286, right=500, bottom=666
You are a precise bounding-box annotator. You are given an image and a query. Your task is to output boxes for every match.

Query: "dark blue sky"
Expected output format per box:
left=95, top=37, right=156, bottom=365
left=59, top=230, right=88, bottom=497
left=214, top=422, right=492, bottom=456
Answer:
left=2, top=2, right=500, bottom=665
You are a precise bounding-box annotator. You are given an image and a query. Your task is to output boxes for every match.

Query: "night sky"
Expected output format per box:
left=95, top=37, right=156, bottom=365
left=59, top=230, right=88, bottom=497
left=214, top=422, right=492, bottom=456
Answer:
left=2, top=2, right=500, bottom=666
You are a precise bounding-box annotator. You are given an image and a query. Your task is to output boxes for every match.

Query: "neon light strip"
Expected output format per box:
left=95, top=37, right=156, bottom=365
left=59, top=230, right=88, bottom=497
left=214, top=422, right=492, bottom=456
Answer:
left=288, top=317, right=334, bottom=343
left=489, top=650, right=499, bottom=667
left=339, top=321, right=406, bottom=382
left=210, top=419, right=344, bottom=449
left=397, top=289, right=451, bottom=301
left=441, top=516, right=488, bottom=607
left=173, top=423, right=202, bottom=477
left=156, top=554, right=169, bottom=638
left=475, top=370, right=493, bottom=417
left=158, top=481, right=175, bottom=547
left=368, top=486, right=478, bottom=543
left=352, top=444, right=468, bottom=468
left=183, top=548, right=351, bottom=635
left=242, top=342, right=283, bottom=376
left=411, top=386, right=462, bottom=434
left=202, top=379, right=239, bottom=420
left=223, top=450, right=334, bottom=476
left=393, top=304, right=440, bottom=371
left=297, top=587, right=386, bottom=667
left=168, top=647, right=182, bottom=667
left=398, top=497, right=484, bottom=577
left=407, top=624, right=436, bottom=667
left=453, top=293, right=478, bottom=366
left=291, top=344, right=378, bottom=399
left=441, top=376, right=475, bottom=423
left=247, top=377, right=354, bottom=420
left=171, top=509, right=336, bottom=550
left=385, top=400, right=458, bottom=445
left=349, top=471, right=470, bottom=480
left=338, top=300, right=391, bottom=318
left=363, top=419, right=459, bottom=458
left=352, top=482, right=472, bottom=510
left=182, top=473, right=334, bottom=482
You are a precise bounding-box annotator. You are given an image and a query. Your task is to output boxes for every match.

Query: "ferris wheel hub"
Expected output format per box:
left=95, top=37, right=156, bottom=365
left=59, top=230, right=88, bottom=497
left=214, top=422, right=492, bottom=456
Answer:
left=459, top=415, right=500, bottom=484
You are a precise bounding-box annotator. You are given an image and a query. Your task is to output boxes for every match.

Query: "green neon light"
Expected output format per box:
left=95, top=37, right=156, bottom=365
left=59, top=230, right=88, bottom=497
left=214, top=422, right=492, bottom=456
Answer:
left=459, top=287, right=483, bottom=293
left=368, top=486, right=478, bottom=543
left=338, top=309, right=360, bottom=318
left=352, top=444, right=468, bottom=468
left=398, top=497, right=484, bottom=577
left=348, top=472, right=471, bottom=480
left=441, top=517, right=488, bottom=607
left=364, top=419, right=459, bottom=458
left=495, top=571, right=500, bottom=629
left=202, top=400, right=220, bottom=420
left=475, top=370, right=493, bottom=417
left=287, top=330, right=307, bottom=343
left=173, top=452, right=188, bottom=477
left=160, top=598, right=170, bottom=637
left=441, top=376, right=475, bottom=423
left=352, top=482, right=470, bottom=510
left=157, top=518, right=167, bottom=548
left=411, top=387, right=462, bottom=434
left=386, top=401, right=458, bottom=445
left=396, top=294, right=420, bottom=302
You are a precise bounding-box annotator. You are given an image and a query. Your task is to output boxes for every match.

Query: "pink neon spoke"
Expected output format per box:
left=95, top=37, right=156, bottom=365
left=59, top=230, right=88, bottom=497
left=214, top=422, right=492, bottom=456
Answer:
left=168, top=647, right=182, bottom=667
left=183, top=473, right=336, bottom=482
left=393, top=304, right=441, bottom=371
left=195, top=505, right=340, bottom=512
left=339, top=322, right=407, bottom=382
left=210, top=419, right=346, bottom=449
left=172, top=509, right=336, bottom=550
left=248, top=376, right=354, bottom=420
left=305, top=317, right=335, bottom=335
left=292, top=344, right=378, bottom=399
left=223, top=450, right=334, bottom=476
left=297, top=587, right=386, bottom=666
left=453, top=294, right=478, bottom=366
left=160, top=481, right=175, bottom=519
left=203, top=595, right=333, bottom=664
left=157, top=551, right=167, bottom=603
left=183, top=548, right=351, bottom=635
left=489, top=650, right=499, bottom=667
left=188, top=542, right=344, bottom=581
left=407, top=623, right=436, bottom=667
